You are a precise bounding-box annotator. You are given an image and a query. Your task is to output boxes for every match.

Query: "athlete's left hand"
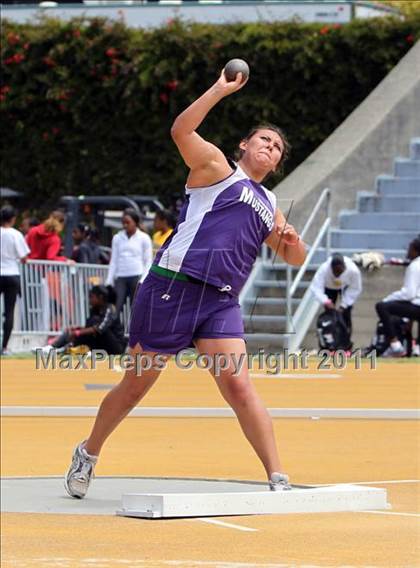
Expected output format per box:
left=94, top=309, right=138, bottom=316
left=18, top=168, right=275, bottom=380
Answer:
left=277, top=223, right=300, bottom=246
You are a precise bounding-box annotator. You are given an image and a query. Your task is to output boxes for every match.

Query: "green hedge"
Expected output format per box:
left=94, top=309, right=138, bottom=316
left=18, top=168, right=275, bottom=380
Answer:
left=1, top=15, right=419, bottom=208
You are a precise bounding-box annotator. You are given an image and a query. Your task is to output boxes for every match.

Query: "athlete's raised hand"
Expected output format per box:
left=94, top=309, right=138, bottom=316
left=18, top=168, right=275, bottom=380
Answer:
left=213, top=69, right=248, bottom=98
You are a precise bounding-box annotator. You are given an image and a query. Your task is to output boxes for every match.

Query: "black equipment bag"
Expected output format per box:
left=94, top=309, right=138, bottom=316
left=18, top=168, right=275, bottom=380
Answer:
left=316, top=310, right=352, bottom=351
left=369, top=317, right=412, bottom=356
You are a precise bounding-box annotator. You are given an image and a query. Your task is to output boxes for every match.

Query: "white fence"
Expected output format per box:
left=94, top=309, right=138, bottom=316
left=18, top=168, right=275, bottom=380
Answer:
left=2, top=260, right=131, bottom=337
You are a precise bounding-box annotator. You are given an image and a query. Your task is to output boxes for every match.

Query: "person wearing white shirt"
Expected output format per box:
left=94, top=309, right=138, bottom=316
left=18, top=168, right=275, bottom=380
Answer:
left=0, top=206, right=30, bottom=355
left=310, top=254, right=362, bottom=336
left=105, top=208, right=153, bottom=318
left=376, top=238, right=420, bottom=357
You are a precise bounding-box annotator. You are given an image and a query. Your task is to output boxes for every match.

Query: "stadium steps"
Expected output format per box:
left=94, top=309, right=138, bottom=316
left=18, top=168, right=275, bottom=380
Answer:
left=330, top=229, right=416, bottom=249
left=318, top=137, right=420, bottom=262
left=394, top=158, right=420, bottom=178
left=338, top=212, right=420, bottom=231
left=242, top=297, right=300, bottom=316
left=357, top=192, right=420, bottom=213
left=243, top=314, right=288, bottom=334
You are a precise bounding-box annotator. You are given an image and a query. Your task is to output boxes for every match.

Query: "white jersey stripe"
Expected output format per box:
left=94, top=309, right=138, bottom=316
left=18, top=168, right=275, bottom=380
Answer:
left=158, top=167, right=248, bottom=272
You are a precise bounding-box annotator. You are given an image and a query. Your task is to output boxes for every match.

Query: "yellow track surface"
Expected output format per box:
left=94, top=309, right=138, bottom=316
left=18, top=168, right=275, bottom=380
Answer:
left=1, top=358, right=419, bottom=567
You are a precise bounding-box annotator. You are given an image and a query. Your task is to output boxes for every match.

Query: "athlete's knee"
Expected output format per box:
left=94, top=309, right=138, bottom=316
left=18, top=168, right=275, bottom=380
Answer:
left=222, top=376, right=253, bottom=407
left=120, top=371, right=154, bottom=406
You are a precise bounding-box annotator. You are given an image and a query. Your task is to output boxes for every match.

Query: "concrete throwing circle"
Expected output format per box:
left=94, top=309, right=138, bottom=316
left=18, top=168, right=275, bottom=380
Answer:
left=1, top=477, right=388, bottom=517
left=1, top=476, right=269, bottom=516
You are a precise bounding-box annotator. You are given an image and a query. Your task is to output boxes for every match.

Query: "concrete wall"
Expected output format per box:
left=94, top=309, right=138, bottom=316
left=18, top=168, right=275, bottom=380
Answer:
left=1, top=2, right=355, bottom=27
left=274, top=41, right=420, bottom=238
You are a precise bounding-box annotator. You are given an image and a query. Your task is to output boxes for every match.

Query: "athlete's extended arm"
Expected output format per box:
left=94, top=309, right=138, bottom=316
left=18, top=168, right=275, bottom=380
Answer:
left=171, top=71, right=247, bottom=185
left=265, top=209, right=306, bottom=266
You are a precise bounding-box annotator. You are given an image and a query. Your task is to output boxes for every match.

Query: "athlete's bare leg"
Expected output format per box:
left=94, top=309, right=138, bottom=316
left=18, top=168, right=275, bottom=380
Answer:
left=194, top=337, right=283, bottom=477
left=84, top=343, right=167, bottom=456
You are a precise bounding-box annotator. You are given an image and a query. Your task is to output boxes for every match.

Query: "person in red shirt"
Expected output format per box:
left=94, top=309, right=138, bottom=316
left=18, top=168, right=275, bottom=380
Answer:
left=26, top=210, right=67, bottom=261
left=25, top=210, right=73, bottom=330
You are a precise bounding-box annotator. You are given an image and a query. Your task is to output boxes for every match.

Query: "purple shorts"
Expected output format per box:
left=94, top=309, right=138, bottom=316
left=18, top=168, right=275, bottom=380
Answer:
left=128, top=272, right=244, bottom=354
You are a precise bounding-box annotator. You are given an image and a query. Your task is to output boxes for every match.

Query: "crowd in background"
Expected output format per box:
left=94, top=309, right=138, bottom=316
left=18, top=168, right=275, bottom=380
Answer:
left=0, top=203, right=176, bottom=355
left=1, top=203, right=177, bottom=264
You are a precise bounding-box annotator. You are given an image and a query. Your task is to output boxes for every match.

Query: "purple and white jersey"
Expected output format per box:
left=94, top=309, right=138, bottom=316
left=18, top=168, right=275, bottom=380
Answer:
left=154, top=162, right=276, bottom=296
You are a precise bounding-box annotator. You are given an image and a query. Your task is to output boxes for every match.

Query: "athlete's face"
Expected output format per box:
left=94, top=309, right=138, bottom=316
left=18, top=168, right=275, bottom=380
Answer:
left=20, top=218, right=30, bottom=234
left=122, top=215, right=137, bottom=235
left=72, top=228, right=84, bottom=244
left=407, top=242, right=419, bottom=260
left=240, top=129, right=284, bottom=174
left=332, top=264, right=345, bottom=278
left=154, top=213, right=165, bottom=232
left=89, top=292, right=103, bottom=308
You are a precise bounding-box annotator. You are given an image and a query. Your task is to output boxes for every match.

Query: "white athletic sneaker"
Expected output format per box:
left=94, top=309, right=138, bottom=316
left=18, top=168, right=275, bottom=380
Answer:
left=381, top=347, right=393, bottom=357
left=412, top=343, right=420, bottom=357
left=32, top=345, right=53, bottom=355
left=389, top=340, right=406, bottom=357
left=32, top=345, right=67, bottom=355
left=1, top=349, right=13, bottom=356
left=269, top=472, right=291, bottom=491
left=64, top=441, right=98, bottom=499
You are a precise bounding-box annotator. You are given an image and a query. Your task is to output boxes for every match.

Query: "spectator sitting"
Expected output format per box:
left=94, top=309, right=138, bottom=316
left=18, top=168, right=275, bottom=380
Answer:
left=19, top=216, right=40, bottom=236
left=106, top=208, right=153, bottom=319
left=37, top=285, right=126, bottom=355
left=375, top=237, right=420, bottom=357
left=153, top=209, right=176, bottom=251
left=26, top=210, right=68, bottom=261
left=310, top=253, right=362, bottom=337
left=0, top=205, right=30, bottom=356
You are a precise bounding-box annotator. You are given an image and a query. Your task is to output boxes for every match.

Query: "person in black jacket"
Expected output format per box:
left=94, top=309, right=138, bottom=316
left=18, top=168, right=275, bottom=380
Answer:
left=86, top=228, right=110, bottom=265
left=37, top=285, right=126, bottom=354
left=71, top=224, right=103, bottom=264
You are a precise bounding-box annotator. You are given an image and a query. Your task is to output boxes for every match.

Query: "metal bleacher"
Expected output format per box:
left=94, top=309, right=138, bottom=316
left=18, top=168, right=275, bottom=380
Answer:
left=314, top=138, right=420, bottom=263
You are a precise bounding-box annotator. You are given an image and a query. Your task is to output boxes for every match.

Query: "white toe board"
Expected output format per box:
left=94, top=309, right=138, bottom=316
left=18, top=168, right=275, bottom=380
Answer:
left=117, top=484, right=388, bottom=518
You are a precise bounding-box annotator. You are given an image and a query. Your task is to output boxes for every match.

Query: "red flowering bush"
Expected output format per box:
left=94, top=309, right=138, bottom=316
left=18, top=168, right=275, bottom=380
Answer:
left=105, top=47, right=118, bottom=57
left=43, top=56, right=56, bottom=67
left=4, top=52, right=25, bottom=65
left=1, top=14, right=419, bottom=206
left=7, top=32, right=20, bottom=45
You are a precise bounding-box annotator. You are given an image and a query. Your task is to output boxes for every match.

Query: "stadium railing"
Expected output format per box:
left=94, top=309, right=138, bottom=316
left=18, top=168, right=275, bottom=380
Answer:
left=8, top=259, right=131, bottom=337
